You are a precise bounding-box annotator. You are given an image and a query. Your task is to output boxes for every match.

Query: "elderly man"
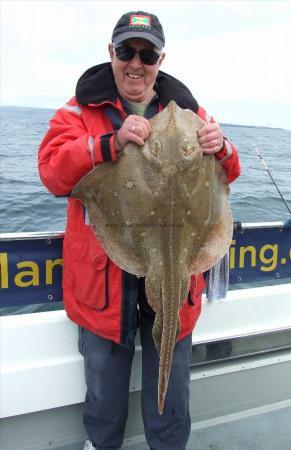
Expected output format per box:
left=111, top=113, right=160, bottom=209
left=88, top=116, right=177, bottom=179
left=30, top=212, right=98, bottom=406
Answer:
left=38, top=10, right=240, bottom=450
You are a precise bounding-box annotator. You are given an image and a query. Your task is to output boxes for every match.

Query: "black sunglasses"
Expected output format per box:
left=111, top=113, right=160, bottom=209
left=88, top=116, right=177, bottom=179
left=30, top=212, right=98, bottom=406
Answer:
left=114, top=45, right=160, bottom=65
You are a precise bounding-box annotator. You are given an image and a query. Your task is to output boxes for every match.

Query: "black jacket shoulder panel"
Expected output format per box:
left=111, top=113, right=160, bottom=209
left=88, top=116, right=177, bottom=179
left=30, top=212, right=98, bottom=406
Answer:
left=76, top=63, right=118, bottom=105
left=156, top=71, right=199, bottom=112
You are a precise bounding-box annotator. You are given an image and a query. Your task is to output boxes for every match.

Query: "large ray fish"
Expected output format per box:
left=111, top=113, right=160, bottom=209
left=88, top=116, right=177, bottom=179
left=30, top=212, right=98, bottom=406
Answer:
left=71, top=100, right=233, bottom=414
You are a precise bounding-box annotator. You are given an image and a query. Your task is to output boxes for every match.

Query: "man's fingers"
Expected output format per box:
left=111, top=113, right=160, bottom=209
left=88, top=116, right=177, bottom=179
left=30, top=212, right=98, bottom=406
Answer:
left=198, top=122, right=220, bottom=135
left=121, top=128, right=145, bottom=145
left=131, top=116, right=151, bottom=133
left=128, top=133, right=145, bottom=146
left=199, top=130, right=221, bottom=145
left=129, top=123, right=150, bottom=140
left=125, top=115, right=151, bottom=133
left=200, top=140, right=222, bottom=149
left=202, top=145, right=221, bottom=154
left=197, top=121, right=224, bottom=154
left=116, top=115, right=151, bottom=151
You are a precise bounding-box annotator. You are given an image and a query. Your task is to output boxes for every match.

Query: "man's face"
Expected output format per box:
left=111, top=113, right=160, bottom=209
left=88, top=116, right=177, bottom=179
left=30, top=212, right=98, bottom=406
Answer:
left=109, top=38, right=165, bottom=103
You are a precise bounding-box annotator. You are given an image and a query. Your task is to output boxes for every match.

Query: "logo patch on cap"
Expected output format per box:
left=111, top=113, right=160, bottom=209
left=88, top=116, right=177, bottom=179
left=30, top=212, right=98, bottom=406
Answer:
left=129, top=15, right=151, bottom=28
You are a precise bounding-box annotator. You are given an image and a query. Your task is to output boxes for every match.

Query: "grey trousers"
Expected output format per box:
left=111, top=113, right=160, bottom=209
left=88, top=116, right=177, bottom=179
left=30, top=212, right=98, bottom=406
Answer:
left=78, top=312, right=192, bottom=450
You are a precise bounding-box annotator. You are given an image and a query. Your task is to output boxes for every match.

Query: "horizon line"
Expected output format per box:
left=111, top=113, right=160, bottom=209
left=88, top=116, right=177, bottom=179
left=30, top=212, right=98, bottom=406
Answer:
left=0, top=104, right=287, bottom=131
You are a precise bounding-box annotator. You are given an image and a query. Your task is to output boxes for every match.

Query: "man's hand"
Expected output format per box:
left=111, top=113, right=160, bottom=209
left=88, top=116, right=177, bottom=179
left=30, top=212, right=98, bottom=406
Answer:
left=198, top=122, right=224, bottom=154
left=115, top=115, right=151, bottom=157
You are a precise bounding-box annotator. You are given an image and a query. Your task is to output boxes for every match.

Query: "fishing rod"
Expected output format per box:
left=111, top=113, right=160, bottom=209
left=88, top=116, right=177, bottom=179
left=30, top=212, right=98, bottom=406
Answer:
left=253, top=145, right=291, bottom=216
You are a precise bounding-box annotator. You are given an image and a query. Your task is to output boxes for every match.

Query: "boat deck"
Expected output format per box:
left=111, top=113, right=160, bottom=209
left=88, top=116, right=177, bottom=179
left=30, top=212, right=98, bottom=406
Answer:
left=56, top=403, right=291, bottom=450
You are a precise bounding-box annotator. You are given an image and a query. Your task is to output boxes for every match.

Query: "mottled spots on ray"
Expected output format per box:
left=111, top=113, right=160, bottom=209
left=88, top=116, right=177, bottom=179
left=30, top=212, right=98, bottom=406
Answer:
left=126, top=180, right=134, bottom=189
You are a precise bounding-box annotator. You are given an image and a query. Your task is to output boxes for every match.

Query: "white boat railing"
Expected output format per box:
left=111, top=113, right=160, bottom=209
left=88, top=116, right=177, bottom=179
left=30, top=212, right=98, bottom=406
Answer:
left=0, top=221, right=287, bottom=241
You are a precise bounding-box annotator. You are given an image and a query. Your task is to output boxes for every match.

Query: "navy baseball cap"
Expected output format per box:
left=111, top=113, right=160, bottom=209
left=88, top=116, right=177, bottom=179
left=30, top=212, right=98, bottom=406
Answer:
left=112, top=11, right=165, bottom=49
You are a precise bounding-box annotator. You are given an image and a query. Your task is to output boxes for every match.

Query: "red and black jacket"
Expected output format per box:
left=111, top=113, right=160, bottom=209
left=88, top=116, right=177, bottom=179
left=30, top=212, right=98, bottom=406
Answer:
left=38, top=63, right=240, bottom=346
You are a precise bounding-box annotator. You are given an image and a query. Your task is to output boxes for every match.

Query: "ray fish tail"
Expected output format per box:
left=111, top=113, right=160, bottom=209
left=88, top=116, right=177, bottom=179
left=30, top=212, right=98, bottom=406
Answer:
left=157, top=274, right=181, bottom=415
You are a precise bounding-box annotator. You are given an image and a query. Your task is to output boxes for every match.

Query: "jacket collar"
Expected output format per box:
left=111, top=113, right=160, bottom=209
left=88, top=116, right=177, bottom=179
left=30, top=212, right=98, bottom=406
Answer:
left=76, top=62, right=199, bottom=113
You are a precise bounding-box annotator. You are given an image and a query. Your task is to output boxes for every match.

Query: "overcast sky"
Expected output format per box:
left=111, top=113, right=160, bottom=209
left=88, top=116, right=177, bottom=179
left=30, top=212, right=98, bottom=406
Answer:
left=1, top=0, right=291, bottom=129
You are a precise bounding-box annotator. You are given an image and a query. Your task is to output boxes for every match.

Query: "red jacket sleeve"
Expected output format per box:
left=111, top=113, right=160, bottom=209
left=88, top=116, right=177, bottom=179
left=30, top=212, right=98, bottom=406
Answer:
left=38, top=98, right=117, bottom=196
left=196, top=106, right=241, bottom=184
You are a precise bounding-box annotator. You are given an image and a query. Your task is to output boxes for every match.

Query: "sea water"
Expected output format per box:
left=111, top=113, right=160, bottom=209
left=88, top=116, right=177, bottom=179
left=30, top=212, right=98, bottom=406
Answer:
left=1, top=106, right=290, bottom=233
